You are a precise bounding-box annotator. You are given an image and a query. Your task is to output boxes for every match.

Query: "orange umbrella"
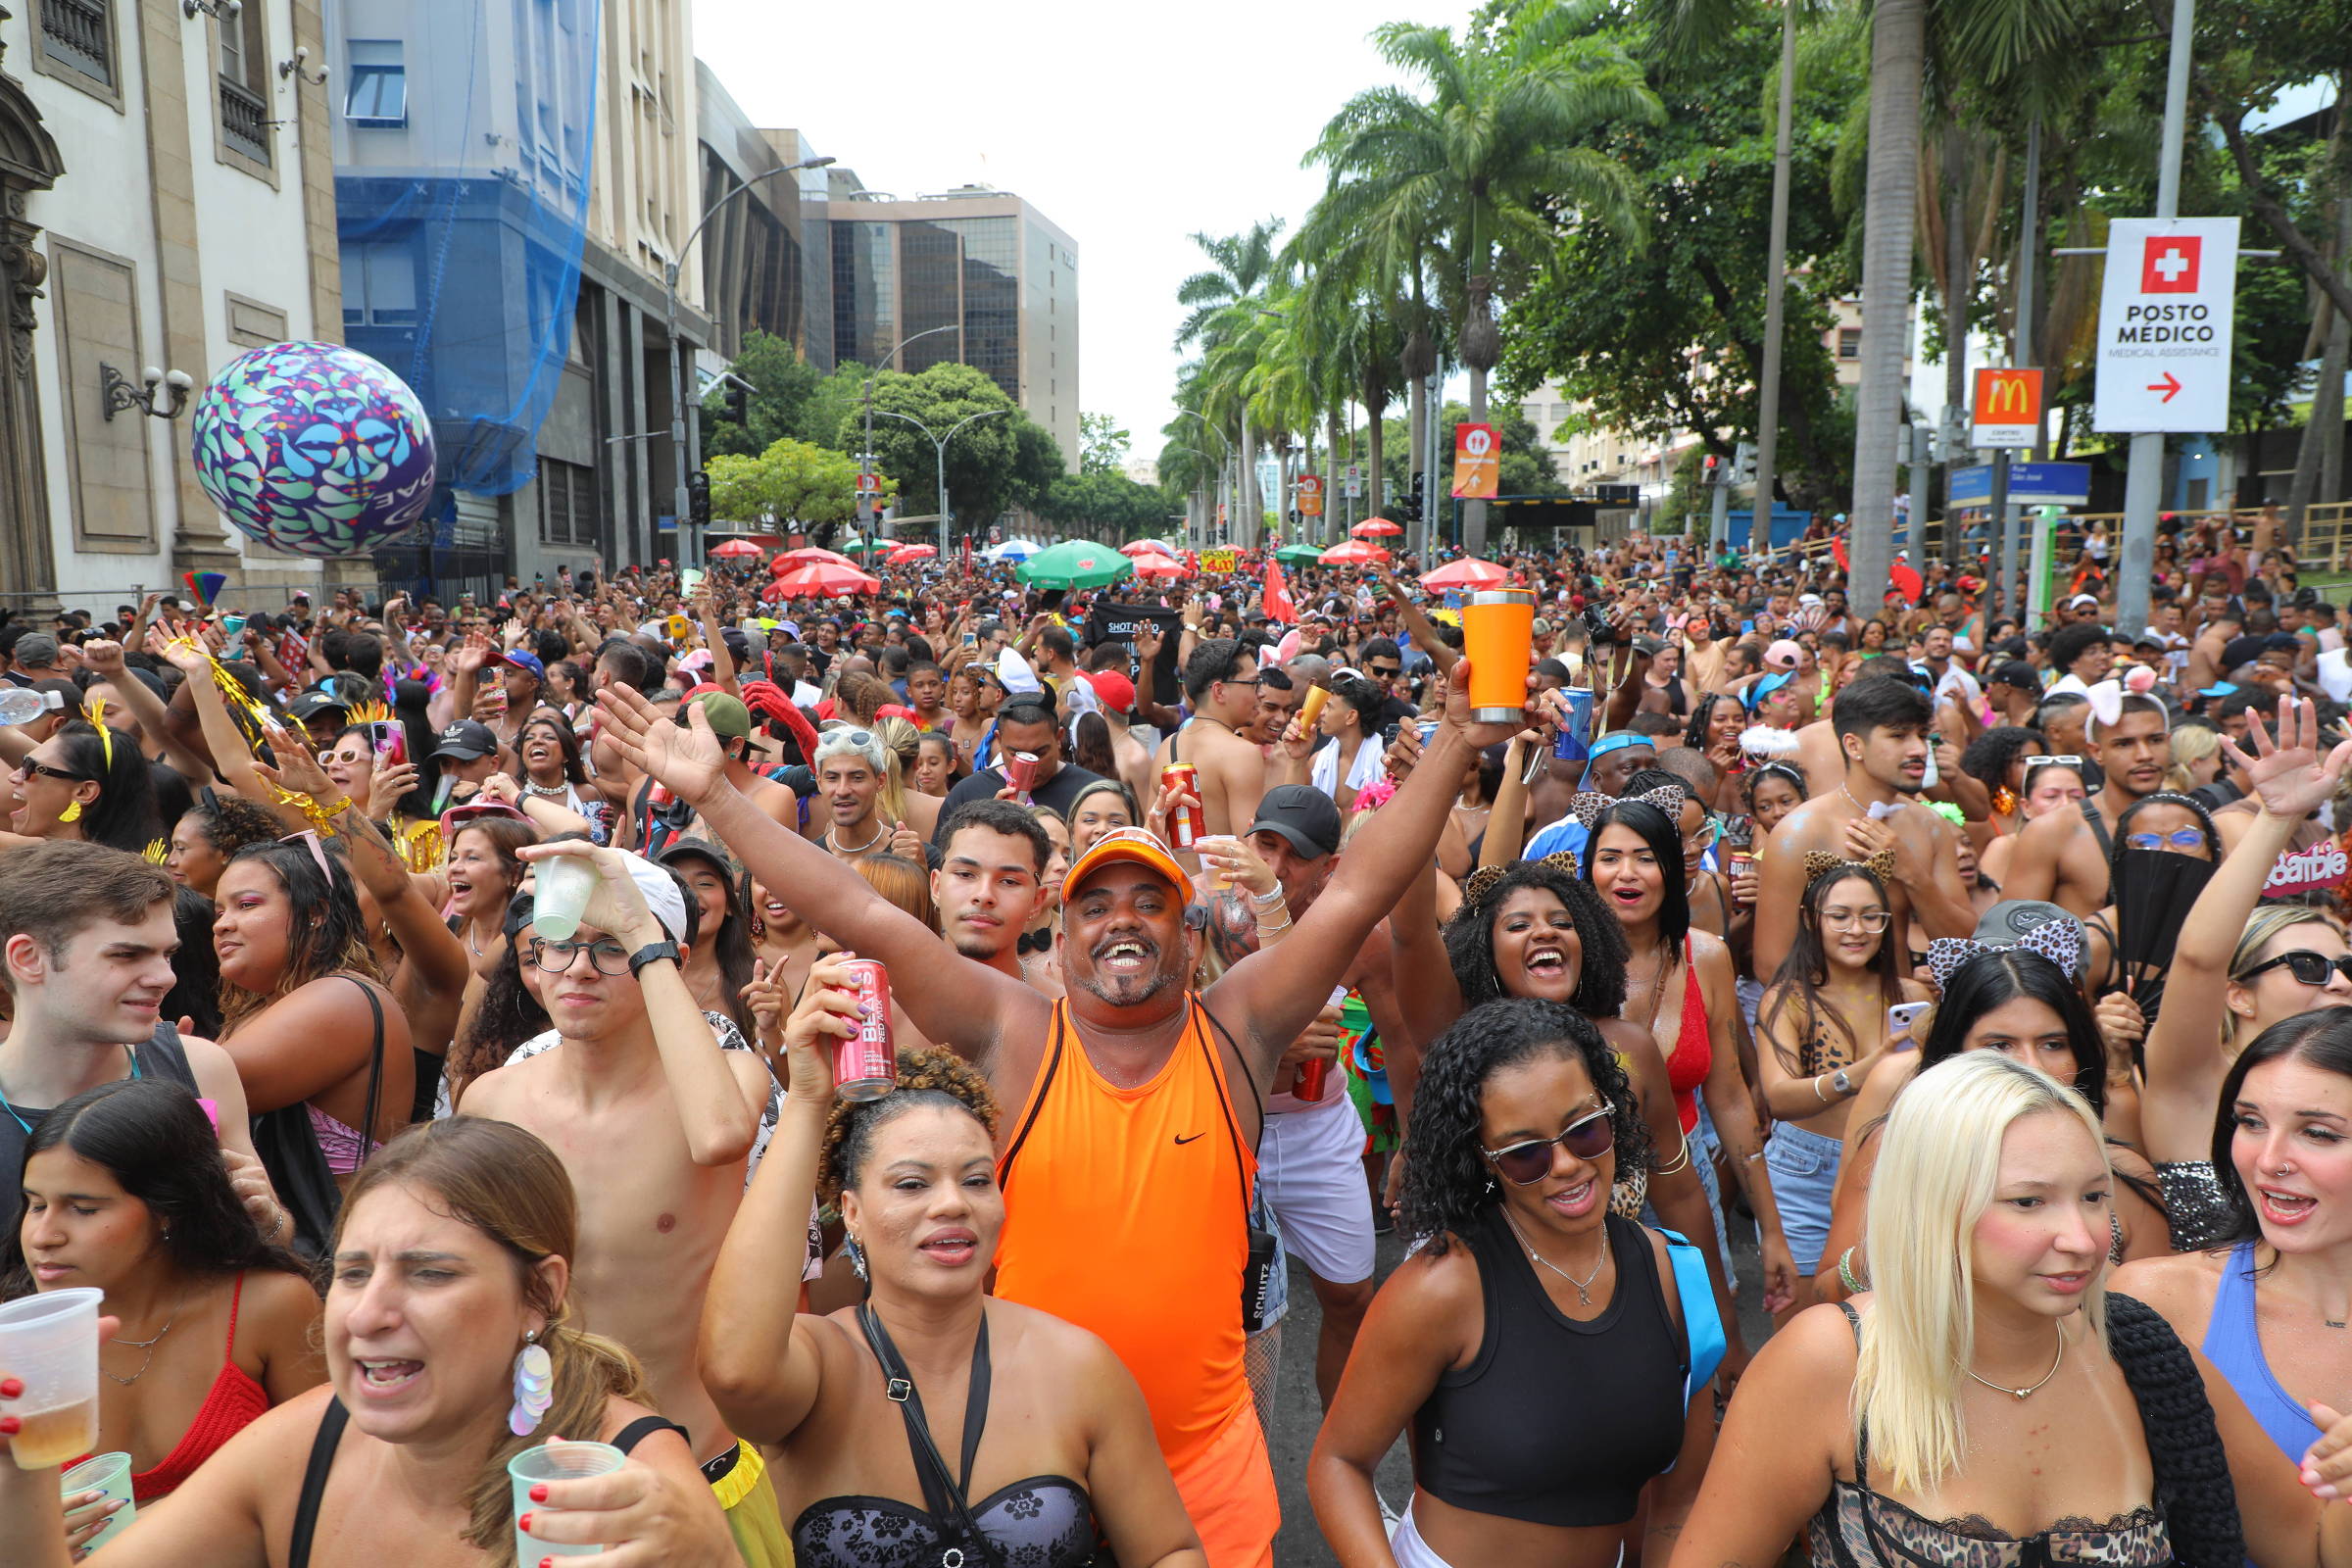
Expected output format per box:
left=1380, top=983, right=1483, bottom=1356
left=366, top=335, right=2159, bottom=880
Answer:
left=1318, top=540, right=1391, bottom=565
left=1351, top=517, right=1402, bottom=538
left=763, top=562, right=881, bottom=599
left=1418, top=557, right=1508, bottom=591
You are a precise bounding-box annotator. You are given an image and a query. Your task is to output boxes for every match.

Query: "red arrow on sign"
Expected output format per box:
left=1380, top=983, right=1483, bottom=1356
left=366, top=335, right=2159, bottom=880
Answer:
left=2147, top=371, right=2182, bottom=403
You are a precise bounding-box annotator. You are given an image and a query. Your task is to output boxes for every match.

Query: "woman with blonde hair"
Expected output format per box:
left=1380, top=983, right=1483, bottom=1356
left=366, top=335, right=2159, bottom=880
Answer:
left=1673, top=1050, right=2352, bottom=1568
left=0, top=1116, right=735, bottom=1566
left=2166, top=722, right=2225, bottom=794
left=2139, top=698, right=2352, bottom=1249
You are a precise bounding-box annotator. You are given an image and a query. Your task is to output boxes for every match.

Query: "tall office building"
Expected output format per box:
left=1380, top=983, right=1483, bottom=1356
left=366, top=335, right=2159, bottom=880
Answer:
left=826, top=179, right=1079, bottom=473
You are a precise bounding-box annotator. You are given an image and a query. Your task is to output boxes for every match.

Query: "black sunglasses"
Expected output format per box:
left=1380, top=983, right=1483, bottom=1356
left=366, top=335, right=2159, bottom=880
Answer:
left=1482, top=1102, right=1615, bottom=1185
left=2240, top=950, right=2352, bottom=988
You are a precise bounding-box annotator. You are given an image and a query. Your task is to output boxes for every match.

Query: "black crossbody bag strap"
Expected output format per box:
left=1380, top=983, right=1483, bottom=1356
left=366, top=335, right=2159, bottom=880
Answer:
left=857, top=1304, right=1009, bottom=1568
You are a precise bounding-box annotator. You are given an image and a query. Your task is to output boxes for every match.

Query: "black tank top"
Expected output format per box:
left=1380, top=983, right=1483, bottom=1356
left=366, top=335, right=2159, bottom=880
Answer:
left=0, top=1023, right=200, bottom=1187
left=1411, top=1207, right=1687, bottom=1527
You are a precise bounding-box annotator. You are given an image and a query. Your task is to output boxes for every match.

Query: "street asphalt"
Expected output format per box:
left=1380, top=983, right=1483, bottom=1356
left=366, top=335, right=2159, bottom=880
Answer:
left=1260, top=1212, right=1775, bottom=1565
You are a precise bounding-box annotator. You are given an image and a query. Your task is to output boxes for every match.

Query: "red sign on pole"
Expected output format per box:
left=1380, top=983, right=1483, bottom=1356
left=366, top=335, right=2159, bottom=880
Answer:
left=1451, top=423, right=1498, bottom=499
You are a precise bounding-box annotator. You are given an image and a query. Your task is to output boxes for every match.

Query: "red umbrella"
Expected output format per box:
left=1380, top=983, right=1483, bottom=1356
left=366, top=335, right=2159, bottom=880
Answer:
left=886, top=543, right=937, bottom=563
left=1418, top=557, right=1508, bottom=591
left=1119, top=540, right=1168, bottom=557
left=1318, top=540, right=1391, bottom=565
left=709, top=539, right=763, bottom=559
left=763, top=563, right=881, bottom=599
left=1131, top=553, right=1189, bottom=580
left=778, top=547, right=858, bottom=570
left=1351, top=517, right=1402, bottom=538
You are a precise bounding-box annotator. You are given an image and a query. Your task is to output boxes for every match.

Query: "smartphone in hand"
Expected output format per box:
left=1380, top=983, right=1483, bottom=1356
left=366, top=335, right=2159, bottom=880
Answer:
left=1887, top=1002, right=1931, bottom=1049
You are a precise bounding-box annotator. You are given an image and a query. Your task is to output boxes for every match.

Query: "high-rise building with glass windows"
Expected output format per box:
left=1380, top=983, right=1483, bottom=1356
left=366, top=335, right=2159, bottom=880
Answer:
left=825, top=179, right=1079, bottom=473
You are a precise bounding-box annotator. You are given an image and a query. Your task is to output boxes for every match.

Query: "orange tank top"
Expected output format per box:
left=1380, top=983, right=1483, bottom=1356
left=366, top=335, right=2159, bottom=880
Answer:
left=996, top=997, right=1256, bottom=1470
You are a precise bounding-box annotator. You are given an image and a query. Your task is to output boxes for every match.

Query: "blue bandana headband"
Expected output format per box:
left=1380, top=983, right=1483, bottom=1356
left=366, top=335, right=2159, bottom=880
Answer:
left=1579, top=731, right=1647, bottom=789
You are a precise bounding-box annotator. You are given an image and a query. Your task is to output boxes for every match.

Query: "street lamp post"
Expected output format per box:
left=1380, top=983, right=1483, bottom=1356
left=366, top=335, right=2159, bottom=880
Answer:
left=664, top=153, right=836, bottom=569
left=862, top=323, right=962, bottom=537
left=873, top=407, right=1009, bottom=555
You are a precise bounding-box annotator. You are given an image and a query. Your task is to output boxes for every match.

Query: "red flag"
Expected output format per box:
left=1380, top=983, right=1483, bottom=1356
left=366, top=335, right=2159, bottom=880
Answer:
left=1263, top=558, right=1297, bottom=624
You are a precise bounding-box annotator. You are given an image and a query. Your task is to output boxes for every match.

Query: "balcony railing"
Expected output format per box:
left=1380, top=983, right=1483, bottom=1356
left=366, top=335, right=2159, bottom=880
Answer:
left=39, top=0, right=114, bottom=88
left=220, top=77, right=271, bottom=166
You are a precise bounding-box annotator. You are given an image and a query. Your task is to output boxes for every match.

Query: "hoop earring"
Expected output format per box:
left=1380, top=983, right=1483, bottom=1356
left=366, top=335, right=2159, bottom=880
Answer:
left=508, top=1329, right=553, bottom=1437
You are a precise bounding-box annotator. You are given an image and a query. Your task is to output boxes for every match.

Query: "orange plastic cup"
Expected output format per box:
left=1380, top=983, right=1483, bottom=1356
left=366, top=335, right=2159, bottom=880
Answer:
left=1461, top=589, right=1536, bottom=722
left=1298, top=684, right=1331, bottom=728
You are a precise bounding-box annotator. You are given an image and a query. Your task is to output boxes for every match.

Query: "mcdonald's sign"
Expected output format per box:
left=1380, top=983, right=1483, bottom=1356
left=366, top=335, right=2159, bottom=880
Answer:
left=1970, top=368, right=2044, bottom=449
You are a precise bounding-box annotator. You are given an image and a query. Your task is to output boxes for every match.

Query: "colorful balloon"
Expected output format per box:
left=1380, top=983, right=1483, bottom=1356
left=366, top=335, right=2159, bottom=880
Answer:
left=190, top=341, right=435, bottom=559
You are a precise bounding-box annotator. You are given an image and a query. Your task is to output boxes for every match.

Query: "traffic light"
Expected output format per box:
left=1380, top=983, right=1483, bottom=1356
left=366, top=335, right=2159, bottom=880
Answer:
left=1700, top=455, right=1724, bottom=487
left=687, top=470, right=711, bottom=525
left=1733, top=442, right=1755, bottom=485
left=724, top=381, right=749, bottom=424
left=1402, top=473, right=1424, bottom=522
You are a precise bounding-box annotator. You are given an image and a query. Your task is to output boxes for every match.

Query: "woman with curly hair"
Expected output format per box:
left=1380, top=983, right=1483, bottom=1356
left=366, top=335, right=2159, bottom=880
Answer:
left=700, top=960, right=1205, bottom=1568
left=214, top=839, right=413, bottom=1253
left=164, top=788, right=283, bottom=899
left=1309, top=998, right=1720, bottom=1568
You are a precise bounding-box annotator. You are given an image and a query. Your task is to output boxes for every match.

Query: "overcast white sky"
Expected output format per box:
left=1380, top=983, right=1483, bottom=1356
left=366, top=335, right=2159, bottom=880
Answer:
left=695, top=0, right=1425, bottom=466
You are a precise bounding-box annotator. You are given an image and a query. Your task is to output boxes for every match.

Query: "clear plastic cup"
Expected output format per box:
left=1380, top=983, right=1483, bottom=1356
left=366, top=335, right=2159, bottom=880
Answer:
left=532, top=856, right=601, bottom=942
left=0, top=1288, right=103, bottom=1470
left=60, top=1451, right=135, bottom=1548
left=510, top=1440, right=626, bottom=1558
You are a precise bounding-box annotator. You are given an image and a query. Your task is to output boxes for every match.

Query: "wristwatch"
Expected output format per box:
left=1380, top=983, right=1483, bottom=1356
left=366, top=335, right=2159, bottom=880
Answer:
left=626, top=940, right=681, bottom=979
left=1832, top=1067, right=1854, bottom=1096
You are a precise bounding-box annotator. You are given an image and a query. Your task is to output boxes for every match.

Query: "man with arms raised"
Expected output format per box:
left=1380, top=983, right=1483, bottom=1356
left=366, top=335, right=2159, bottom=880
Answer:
left=599, top=662, right=1529, bottom=1568
left=458, top=844, right=785, bottom=1562
left=1152, top=637, right=1271, bottom=844
left=2000, top=690, right=2173, bottom=915
left=1751, top=676, right=1979, bottom=981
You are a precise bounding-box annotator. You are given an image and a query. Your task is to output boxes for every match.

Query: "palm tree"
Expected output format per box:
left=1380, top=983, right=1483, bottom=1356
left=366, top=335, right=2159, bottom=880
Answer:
left=1303, top=0, right=1661, bottom=555
left=1176, top=222, right=1288, bottom=545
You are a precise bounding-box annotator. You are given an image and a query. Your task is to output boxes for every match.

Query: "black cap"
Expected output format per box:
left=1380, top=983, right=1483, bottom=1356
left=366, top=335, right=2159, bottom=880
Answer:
left=1988, top=660, right=2041, bottom=691
left=1246, top=784, right=1343, bottom=860
left=431, top=720, right=498, bottom=761
left=287, top=690, right=350, bottom=723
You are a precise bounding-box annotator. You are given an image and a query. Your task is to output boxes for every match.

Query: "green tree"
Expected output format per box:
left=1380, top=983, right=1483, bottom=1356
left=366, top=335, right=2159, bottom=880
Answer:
left=1301, top=0, right=1662, bottom=556
left=794, top=362, right=874, bottom=454
left=700, top=330, right=821, bottom=460
left=844, top=363, right=1063, bottom=536
left=1175, top=221, right=1288, bottom=543
left=705, top=438, right=875, bottom=530
left=1037, top=471, right=1178, bottom=542
left=1079, top=413, right=1132, bottom=476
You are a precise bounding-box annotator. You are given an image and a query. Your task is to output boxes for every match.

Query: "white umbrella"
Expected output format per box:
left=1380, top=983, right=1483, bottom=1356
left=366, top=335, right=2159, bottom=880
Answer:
left=985, top=538, right=1040, bottom=561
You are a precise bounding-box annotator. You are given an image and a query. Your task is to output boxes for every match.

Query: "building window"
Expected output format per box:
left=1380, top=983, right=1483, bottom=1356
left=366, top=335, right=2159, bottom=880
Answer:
left=540, top=458, right=598, bottom=546
left=36, top=0, right=115, bottom=90
left=343, top=242, right=418, bottom=327
left=218, top=3, right=271, bottom=167
left=345, top=40, right=407, bottom=123
left=1837, top=328, right=1861, bottom=360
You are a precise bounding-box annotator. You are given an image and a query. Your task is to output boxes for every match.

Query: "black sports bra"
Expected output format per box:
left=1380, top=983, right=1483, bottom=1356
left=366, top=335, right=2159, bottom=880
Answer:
left=793, top=1305, right=1098, bottom=1568
left=286, top=1399, right=684, bottom=1567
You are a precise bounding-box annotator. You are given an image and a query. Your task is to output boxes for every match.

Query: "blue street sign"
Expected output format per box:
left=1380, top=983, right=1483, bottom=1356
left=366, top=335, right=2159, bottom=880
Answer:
left=1947, top=462, right=2090, bottom=510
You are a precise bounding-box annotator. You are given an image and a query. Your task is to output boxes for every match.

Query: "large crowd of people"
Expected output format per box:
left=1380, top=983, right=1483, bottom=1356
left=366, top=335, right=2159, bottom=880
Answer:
left=4, top=512, right=2352, bottom=1567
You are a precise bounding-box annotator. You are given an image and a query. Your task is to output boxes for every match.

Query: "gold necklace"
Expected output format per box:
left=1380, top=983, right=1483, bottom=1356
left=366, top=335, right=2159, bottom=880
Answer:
left=1961, top=1322, right=2066, bottom=1400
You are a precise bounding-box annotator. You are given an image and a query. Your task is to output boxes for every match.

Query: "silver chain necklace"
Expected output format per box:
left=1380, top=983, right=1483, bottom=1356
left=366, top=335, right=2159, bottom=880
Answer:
left=1961, top=1322, right=2066, bottom=1400
left=105, top=1300, right=180, bottom=1386
left=1499, top=1206, right=1609, bottom=1306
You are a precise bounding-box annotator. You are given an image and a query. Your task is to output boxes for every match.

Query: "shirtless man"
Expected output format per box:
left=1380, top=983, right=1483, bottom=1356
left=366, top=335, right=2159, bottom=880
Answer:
left=596, top=663, right=1525, bottom=1568
left=1752, top=676, right=1979, bottom=981
left=2000, top=692, right=2172, bottom=915
left=1152, top=637, right=1270, bottom=846
left=457, top=843, right=782, bottom=1558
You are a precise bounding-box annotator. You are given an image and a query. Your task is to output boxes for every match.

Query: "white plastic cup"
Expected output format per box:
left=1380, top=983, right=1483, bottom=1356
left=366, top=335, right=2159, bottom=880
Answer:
left=679, top=567, right=704, bottom=596
left=510, top=1440, right=625, bottom=1558
left=532, top=855, right=601, bottom=942
left=0, top=1288, right=103, bottom=1470
left=59, top=1451, right=135, bottom=1548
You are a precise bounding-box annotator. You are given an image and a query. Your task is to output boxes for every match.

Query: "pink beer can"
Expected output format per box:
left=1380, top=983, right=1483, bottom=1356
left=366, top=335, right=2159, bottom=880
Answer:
left=835, top=958, right=897, bottom=1102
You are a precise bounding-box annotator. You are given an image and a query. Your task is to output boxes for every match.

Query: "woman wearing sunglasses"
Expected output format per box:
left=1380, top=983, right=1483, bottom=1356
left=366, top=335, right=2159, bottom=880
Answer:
left=1309, top=999, right=1719, bottom=1568
left=1756, top=866, right=1928, bottom=1321
left=2081, top=791, right=2222, bottom=999
left=2140, top=698, right=2352, bottom=1250
left=1976, top=750, right=2087, bottom=894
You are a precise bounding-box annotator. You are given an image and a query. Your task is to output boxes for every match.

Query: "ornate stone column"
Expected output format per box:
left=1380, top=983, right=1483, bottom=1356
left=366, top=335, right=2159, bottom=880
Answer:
left=0, top=19, right=64, bottom=619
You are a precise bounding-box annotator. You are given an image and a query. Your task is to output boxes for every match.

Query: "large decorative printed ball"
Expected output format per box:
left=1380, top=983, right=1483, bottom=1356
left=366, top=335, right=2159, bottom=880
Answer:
left=190, top=341, right=435, bottom=558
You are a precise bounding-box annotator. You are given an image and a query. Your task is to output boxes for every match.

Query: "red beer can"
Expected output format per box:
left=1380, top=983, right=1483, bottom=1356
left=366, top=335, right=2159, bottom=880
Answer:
left=1292, top=1054, right=1331, bottom=1102
left=1163, top=762, right=1204, bottom=849
left=834, top=958, right=897, bottom=1102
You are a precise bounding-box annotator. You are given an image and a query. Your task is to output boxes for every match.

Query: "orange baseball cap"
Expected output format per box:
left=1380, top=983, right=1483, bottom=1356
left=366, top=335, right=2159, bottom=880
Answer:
left=1064, top=826, right=1196, bottom=906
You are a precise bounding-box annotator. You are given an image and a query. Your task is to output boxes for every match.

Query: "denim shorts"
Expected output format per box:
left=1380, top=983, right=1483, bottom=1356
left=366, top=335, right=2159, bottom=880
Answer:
left=1765, top=1120, right=1844, bottom=1276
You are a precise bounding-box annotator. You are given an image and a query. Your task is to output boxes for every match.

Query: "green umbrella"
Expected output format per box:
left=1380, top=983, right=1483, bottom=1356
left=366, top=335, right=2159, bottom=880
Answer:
left=1015, top=539, right=1136, bottom=590
left=1274, top=542, right=1323, bottom=565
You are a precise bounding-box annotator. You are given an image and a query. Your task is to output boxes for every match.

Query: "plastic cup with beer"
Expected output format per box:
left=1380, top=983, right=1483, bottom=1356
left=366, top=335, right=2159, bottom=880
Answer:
left=0, top=1287, right=104, bottom=1469
left=531, top=854, right=602, bottom=942
left=1461, top=588, right=1536, bottom=723
left=510, top=1439, right=627, bottom=1558
left=60, top=1451, right=135, bottom=1548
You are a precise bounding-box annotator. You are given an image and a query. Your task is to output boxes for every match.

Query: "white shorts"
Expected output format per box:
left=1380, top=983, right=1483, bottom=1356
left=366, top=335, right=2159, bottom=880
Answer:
left=1260, top=1089, right=1375, bottom=1286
